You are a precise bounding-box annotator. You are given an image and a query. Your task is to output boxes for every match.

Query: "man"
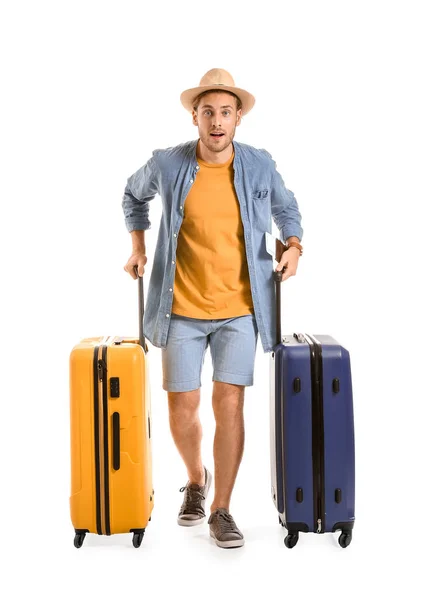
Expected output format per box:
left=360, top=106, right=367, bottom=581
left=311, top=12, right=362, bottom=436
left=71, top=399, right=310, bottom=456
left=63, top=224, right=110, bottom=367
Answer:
left=122, top=68, right=303, bottom=549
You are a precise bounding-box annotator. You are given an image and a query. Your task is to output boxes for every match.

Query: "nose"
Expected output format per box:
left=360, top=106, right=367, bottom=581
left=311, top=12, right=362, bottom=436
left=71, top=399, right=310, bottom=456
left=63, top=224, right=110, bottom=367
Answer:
left=211, top=112, right=222, bottom=128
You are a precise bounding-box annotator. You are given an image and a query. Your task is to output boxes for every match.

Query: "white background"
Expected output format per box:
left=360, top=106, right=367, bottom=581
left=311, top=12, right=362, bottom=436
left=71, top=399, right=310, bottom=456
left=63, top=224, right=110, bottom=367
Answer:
left=1, top=0, right=429, bottom=597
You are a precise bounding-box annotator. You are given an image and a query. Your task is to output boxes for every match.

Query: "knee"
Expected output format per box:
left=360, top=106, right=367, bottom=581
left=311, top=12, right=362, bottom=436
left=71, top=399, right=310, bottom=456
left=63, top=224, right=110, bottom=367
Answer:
left=212, top=383, right=244, bottom=422
left=168, top=389, right=200, bottom=425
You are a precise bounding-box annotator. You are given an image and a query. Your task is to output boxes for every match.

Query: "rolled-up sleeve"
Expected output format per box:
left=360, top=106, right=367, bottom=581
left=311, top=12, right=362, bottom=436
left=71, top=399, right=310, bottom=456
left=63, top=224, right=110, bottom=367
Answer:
left=268, top=156, right=303, bottom=243
left=122, top=154, right=159, bottom=232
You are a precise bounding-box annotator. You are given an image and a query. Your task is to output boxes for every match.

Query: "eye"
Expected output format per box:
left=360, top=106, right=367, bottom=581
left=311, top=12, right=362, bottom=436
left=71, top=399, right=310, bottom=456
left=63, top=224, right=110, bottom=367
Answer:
left=223, top=111, right=230, bottom=116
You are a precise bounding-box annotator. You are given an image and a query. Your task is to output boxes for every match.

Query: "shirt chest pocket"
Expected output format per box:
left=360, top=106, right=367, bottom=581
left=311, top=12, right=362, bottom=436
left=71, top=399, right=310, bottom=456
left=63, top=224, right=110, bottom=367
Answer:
left=251, top=188, right=271, bottom=231
left=252, top=189, right=269, bottom=200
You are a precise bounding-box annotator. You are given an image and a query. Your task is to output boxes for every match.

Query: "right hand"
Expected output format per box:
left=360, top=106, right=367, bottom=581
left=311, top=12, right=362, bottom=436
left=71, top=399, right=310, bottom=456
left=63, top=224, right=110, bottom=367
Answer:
left=124, top=252, right=147, bottom=280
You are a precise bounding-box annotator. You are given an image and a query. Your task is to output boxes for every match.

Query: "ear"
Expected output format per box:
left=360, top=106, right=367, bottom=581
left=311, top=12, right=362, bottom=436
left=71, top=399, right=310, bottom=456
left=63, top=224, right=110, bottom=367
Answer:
left=192, top=110, right=198, bottom=126
left=236, top=108, right=243, bottom=126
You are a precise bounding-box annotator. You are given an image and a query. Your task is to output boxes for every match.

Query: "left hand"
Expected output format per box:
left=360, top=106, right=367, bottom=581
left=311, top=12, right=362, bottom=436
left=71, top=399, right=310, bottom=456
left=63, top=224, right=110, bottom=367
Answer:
left=275, top=248, right=301, bottom=282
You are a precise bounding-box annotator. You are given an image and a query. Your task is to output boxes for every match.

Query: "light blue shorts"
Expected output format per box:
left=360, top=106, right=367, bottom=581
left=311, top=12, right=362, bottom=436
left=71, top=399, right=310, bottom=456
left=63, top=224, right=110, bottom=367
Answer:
left=161, top=313, right=259, bottom=392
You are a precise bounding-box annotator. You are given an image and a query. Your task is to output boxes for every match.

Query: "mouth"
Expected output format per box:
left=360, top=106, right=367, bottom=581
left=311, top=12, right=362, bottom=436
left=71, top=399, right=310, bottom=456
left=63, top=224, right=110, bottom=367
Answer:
left=210, top=132, right=225, bottom=138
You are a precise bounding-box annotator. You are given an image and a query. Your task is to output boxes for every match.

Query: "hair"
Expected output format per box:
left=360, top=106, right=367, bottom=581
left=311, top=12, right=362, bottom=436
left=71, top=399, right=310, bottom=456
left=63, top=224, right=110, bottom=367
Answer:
left=192, top=89, right=242, bottom=113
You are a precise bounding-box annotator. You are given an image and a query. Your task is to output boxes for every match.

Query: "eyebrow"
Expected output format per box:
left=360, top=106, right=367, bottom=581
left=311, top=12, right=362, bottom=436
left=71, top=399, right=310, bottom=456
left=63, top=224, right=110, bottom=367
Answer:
left=201, top=104, right=234, bottom=109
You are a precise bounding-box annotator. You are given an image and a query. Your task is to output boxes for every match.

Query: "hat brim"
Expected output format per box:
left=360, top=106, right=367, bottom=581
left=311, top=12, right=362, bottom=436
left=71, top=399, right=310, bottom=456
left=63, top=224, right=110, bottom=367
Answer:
left=180, top=84, right=255, bottom=116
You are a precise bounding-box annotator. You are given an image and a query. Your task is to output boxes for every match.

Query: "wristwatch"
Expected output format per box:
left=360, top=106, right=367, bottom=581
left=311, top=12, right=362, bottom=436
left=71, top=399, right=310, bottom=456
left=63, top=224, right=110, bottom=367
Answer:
left=286, top=240, right=303, bottom=256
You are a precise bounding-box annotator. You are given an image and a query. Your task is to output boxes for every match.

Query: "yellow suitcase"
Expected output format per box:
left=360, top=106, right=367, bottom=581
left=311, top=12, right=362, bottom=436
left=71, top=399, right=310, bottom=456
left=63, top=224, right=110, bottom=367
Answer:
left=69, top=276, right=154, bottom=548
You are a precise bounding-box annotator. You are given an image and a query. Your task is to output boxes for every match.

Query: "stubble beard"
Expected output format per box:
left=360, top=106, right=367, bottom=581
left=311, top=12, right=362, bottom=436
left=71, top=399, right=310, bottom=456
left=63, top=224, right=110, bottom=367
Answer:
left=202, top=125, right=236, bottom=153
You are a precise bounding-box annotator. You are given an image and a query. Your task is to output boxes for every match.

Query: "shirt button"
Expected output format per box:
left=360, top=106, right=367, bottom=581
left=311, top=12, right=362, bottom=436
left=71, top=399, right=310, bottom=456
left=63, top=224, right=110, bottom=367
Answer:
left=172, top=260, right=175, bottom=264
left=166, top=314, right=170, bottom=318
left=180, top=205, right=183, bottom=210
left=190, top=178, right=193, bottom=183
left=169, top=288, right=173, bottom=292
left=174, top=233, right=177, bottom=237
left=196, top=166, right=200, bottom=170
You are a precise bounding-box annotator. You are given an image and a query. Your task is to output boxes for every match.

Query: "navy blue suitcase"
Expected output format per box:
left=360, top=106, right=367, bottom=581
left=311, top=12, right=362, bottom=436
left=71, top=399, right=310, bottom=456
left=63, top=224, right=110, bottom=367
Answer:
left=270, top=269, right=355, bottom=548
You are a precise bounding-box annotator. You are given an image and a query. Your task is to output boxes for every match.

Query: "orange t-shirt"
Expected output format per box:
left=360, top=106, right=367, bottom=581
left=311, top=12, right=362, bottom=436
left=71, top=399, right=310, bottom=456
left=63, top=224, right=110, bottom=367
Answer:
left=171, top=150, right=254, bottom=319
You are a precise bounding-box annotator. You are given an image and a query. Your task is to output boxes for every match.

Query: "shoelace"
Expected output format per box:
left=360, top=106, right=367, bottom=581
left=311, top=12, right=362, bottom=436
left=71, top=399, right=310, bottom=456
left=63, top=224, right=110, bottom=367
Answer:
left=209, top=509, right=239, bottom=533
left=179, top=484, right=206, bottom=516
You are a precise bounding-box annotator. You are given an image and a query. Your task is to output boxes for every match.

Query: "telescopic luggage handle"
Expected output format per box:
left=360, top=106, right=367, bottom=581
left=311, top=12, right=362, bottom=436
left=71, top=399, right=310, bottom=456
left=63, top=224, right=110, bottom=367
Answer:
left=272, top=237, right=289, bottom=346
left=134, top=267, right=149, bottom=354
left=274, top=266, right=303, bottom=347
left=273, top=269, right=284, bottom=346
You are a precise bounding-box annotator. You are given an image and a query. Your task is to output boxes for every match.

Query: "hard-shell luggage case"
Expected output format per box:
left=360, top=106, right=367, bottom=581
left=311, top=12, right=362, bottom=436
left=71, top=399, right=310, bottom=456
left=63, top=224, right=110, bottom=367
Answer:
left=69, top=274, right=154, bottom=549
left=269, top=265, right=355, bottom=549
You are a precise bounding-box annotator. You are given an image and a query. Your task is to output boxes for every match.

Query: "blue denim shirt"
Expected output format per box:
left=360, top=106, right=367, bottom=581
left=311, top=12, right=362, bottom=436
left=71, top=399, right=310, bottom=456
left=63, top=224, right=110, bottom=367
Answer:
left=122, top=138, right=303, bottom=353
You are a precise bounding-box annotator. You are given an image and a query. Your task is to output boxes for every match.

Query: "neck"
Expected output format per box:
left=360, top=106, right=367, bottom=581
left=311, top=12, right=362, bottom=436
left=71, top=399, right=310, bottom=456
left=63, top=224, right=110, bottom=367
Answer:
left=196, top=139, right=234, bottom=164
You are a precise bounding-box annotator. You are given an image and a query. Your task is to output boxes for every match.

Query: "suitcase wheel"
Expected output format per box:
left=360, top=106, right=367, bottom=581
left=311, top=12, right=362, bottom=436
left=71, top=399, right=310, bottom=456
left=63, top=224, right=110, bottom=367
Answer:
left=284, top=533, right=299, bottom=549
left=338, top=531, right=352, bottom=549
left=74, top=533, right=86, bottom=549
left=132, top=531, right=145, bottom=548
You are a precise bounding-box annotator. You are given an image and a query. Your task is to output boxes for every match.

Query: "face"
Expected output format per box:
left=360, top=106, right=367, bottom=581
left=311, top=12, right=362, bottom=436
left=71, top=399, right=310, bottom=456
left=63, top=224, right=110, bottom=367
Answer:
left=192, top=91, right=242, bottom=153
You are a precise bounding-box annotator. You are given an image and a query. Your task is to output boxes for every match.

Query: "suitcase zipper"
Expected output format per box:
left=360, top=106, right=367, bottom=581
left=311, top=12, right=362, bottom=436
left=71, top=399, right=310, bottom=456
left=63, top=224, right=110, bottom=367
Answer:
left=97, top=347, right=106, bottom=534
left=304, top=334, right=326, bottom=534
left=93, top=346, right=102, bottom=535
left=98, top=345, right=111, bottom=535
left=94, top=344, right=111, bottom=536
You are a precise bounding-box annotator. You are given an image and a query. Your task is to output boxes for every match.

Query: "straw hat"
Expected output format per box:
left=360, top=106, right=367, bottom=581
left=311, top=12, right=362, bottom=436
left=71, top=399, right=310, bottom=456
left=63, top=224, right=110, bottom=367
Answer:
left=180, top=68, right=255, bottom=115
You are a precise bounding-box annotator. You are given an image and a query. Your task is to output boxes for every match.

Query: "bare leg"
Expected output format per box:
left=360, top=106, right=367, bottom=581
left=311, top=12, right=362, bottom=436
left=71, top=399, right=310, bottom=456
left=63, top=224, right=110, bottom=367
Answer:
left=210, top=381, right=245, bottom=513
left=167, top=388, right=205, bottom=486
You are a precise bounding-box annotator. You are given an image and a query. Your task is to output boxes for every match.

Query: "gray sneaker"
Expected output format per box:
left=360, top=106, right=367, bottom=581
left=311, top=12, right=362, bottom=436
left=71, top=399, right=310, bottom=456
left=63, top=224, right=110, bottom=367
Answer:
left=208, top=508, right=245, bottom=548
left=177, top=467, right=212, bottom=526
